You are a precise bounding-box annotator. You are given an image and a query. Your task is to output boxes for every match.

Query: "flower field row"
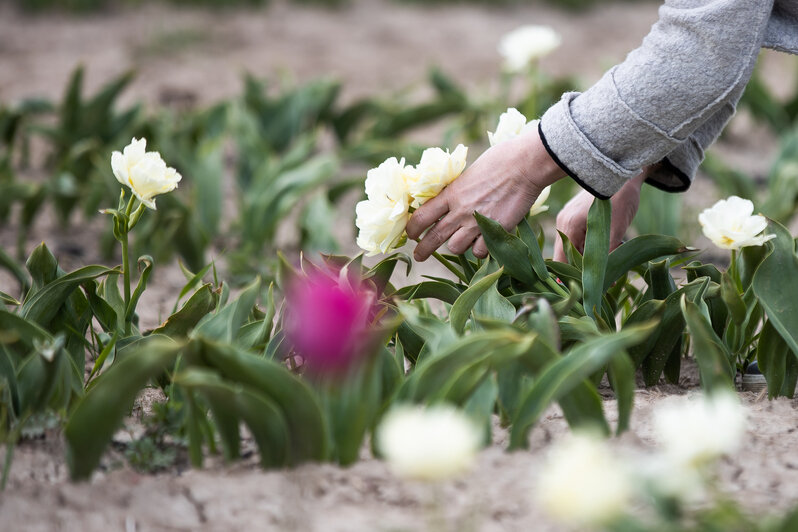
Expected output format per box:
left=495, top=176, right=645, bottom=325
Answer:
left=2, top=27, right=798, bottom=530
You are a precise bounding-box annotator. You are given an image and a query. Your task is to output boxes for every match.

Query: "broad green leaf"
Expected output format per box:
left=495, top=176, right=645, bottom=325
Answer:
left=25, top=242, right=58, bottom=292
left=324, top=354, right=382, bottom=465
left=721, top=271, right=747, bottom=325
left=65, top=336, right=182, bottom=480
left=0, top=309, right=52, bottom=354
left=752, top=220, right=798, bottom=358
left=463, top=375, right=499, bottom=445
left=394, top=281, right=461, bottom=305
left=450, top=268, right=504, bottom=334
left=525, top=299, right=560, bottom=348
left=646, top=259, right=676, bottom=300
left=366, top=252, right=412, bottom=296
left=757, top=319, right=790, bottom=398
left=607, top=352, right=635, bottom=434
left=474, top=213, right=539, bottom=287
left=125, top=256, right=153, bottom=323
left=681, top=295, right=735, bottom=392
left=510, top=323, right=654, bottom=449
left=21, top=265, right=117, bottom=328
left=517, top=218, right=549, bottom=281
left=582, top=199, right=611, bottom=321
left=193, top=277, right=261, bottom=342
left=174, top=368, right=290, bottom=467
left=402, top=331, right=533, bottom=403
left=172, top=262, right=213, bottom=314
left=151, top=284, right=217, bottom=338
left=195, top=340, right=328, bottom=464
left=605, top=235, right=688, bottom=291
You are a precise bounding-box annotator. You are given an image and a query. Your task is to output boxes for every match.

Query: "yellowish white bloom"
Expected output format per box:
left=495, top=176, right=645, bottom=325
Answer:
left=378, top=404, right=481, bottom=481
left=499, top=25, right=561, bottom=73
left=365, top=156, right=413, bottom=204
left=536, top=433, right=632, bottom=527
left=698, top=196, right=775, bottom=250
left=529, top=185, right=551, bottom=217
left=488, top=109, right=537, bottom=147
left=355, top=195, right=410, bottom=257
left=406, top=144, right=468, bottom=207
left=357, top=157, right=415, bottom=256
left=653, top=392, right=747, bottom=469
left=111, top=137, right=182, bottom=210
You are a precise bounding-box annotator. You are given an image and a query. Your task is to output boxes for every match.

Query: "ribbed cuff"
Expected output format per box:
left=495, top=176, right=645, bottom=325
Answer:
left=538, top=121, right=611, bottom=200
left=539, top=92, right=637, bottom=199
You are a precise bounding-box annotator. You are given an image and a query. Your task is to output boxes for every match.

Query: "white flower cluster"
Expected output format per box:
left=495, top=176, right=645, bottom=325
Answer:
left=536, top=392, right=747, bottom=527
left=356, top=145, right=467, bottom=256
left=499, top=25, right=561, bottom=73
left=111, top=138, right=182, bottom=210
left=488, top=108, right=550, bottom=217
left=377, top=404, right=481, bottom=481
left=699, top=195, right=775, bottom=250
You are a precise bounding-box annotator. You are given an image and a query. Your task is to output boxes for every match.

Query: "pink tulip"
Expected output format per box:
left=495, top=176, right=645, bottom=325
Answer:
left=284, top=272, right=375, bottom=375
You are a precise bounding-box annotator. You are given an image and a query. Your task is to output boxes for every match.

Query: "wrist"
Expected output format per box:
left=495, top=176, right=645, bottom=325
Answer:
left=517, top=126, right=567, bottom=191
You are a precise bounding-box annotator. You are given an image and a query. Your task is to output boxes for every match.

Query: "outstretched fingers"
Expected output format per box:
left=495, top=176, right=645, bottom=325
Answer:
left=406, top=194, right=449, bottom=240
left=413, top=218, right=456, bottom=261
left=472, top=236, right=489, bottom=259
left=447, top=225, right=481, bottom=256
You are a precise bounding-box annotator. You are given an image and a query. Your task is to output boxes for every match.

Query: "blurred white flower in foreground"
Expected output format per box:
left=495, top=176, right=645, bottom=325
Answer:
left=356, top=157, right=414, bottom=256
left=111, top=137, right=182, bottom=210
left=499, top=25, right=561, bottom=73
left=378, top=404, right=481, bottom=481
left=488, top=108, right=537, bottom=147
left=536, top=433, right=631, bottom=527
left=698, top=196, right=775, bottom=250
left=406, top=144, right=468, bottom=207
left=653, top=392, right=747, bottom=469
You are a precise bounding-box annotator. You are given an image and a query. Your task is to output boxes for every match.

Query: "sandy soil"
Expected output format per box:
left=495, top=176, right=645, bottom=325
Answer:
left=2, top=1, right=798, bottom=530
left=2, top=381, right=798, bottom=532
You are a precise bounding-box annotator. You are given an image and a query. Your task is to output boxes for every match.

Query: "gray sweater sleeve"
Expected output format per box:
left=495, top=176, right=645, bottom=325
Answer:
left=539, top=0, right=775, bottom=199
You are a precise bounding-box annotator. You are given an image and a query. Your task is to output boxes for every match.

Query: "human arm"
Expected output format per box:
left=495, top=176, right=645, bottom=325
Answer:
left=539, top=0, right=774, bottom=198
left=406, top=127, right=565, bottom=261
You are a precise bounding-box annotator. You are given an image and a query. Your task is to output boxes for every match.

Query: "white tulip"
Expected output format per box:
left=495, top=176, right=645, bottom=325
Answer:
left=536, top=433, right=632, bottom=527
left=111, top=138, right=182, bottom=210
left=653, top=392, right=747, bottom=469
left=406, top=144, right=468, bottom=207
left=698, top=196, right=775, bottom=250
left=355, top=195, right=410, bottom=257
left=365, top=156, right=413, bottom=204
left=488, top=109, right=537, bottom=147
left=529, top=185, right=551, bottom=217
left=499, top=25, right=561, bottom=73
left=357, top=156, right=415, bottom=256
left=378, top=404, right=481, bottom=481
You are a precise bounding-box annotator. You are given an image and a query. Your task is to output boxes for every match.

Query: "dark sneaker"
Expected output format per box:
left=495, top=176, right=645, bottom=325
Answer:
left=741, top=361, right=767, bottom=394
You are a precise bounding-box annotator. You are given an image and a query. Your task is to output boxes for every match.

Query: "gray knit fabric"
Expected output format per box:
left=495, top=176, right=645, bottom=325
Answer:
left=540, top=0, right=798, bottom=198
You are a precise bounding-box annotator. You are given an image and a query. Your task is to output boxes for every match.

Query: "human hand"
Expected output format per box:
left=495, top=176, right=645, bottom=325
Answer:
left=552, top=170, right=648, bottom=263
left=406, top=128, right=565, bottom=261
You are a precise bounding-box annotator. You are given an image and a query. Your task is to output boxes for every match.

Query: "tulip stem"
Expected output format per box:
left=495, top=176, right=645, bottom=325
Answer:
left=729, top=249, right=741, bottom=291
left=432, top=251, right=469, bottom=284
left=122, top=195, right=136, bottom=334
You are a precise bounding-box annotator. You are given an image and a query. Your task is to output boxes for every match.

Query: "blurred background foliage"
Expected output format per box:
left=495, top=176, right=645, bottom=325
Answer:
left=0, top=58, right=584, bottom=286
left=13, top=0, right=657, bottom=13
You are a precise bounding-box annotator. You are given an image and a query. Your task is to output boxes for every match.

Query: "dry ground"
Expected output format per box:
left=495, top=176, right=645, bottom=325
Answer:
left=1, top=1, right=798, bottom=530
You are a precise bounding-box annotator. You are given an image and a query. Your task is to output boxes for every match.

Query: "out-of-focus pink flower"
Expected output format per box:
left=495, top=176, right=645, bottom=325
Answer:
left=284, top=272, right=376, bottom=375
